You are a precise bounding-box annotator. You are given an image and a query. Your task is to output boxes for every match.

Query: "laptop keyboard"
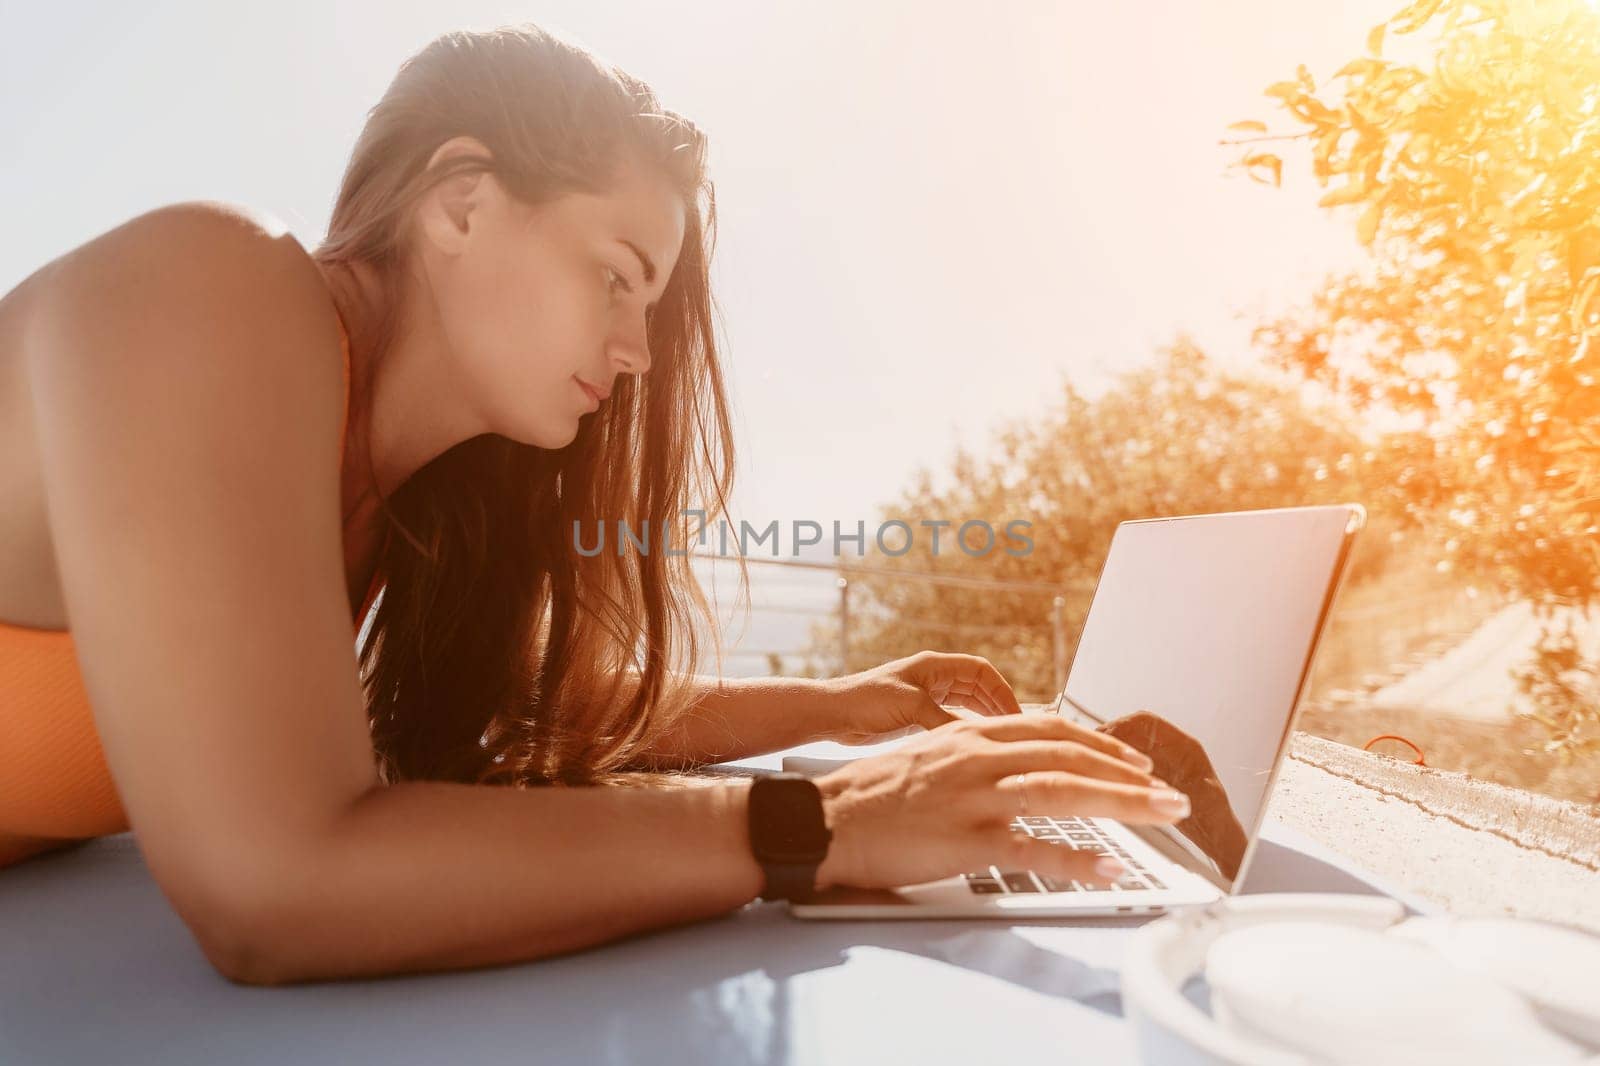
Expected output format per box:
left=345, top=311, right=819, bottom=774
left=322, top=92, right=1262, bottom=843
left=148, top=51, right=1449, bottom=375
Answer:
left=963, top=816, right=1168, bottom=894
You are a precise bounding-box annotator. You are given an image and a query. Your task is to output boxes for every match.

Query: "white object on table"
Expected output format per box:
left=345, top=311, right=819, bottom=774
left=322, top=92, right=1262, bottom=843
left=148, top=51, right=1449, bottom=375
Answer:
left=1120, top=892, right=1600, bottom=1066
left=1390, top=914, right=1600, bottom=1049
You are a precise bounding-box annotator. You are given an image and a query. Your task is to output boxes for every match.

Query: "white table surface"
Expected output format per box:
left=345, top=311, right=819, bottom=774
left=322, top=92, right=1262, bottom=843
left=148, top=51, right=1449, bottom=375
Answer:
left=0, top=735, right=1431, bottom=1066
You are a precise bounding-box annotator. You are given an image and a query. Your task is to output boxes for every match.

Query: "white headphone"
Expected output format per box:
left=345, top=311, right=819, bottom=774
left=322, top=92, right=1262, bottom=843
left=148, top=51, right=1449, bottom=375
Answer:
left=1120, top=893, right=1600, bottom=1065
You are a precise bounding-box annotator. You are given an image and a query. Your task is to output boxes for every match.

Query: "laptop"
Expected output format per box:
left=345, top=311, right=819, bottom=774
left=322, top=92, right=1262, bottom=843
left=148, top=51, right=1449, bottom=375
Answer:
left=789, top=503, right=1366, bottom=919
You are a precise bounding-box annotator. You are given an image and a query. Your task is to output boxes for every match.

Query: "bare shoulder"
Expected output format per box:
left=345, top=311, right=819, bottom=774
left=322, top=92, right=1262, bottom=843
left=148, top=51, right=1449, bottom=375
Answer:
left=26, top=199, right=347, bottom=460
left=56, top=199, right=312, bottom=273
left=35, top=199, right=338, bottom=345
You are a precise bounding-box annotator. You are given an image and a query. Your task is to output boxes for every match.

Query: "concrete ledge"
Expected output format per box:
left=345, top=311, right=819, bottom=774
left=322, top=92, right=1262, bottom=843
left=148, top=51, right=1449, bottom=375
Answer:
left=1285, top=733, right=1600, bottom=869
left=1269, top=732, right=1600, bottom=932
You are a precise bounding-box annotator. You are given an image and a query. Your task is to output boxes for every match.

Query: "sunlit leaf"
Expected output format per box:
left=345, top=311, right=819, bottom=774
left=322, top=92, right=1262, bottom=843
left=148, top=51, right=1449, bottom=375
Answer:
left=1227, top=119, right=1269, bottom=134
left=1319, top=181, right=1369, bottom=207
left=1335, top=57, right=1385, bottom=82
left=1356, top=199, right=1382, bottom=244
left=1300, top=96, right=1341, bottom=126
left=1312, top=128, right=1343, bottom=181
left=1244, top=152, right=1283, bottom=187
left=1367, top=21, right=1387, bottom=57
left=1391, top=0, right=1448, bottom=35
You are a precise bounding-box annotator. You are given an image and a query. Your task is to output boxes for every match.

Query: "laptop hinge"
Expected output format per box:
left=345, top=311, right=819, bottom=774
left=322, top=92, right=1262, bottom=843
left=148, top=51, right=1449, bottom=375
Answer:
left=1125, top=821, right=1232, bottom=894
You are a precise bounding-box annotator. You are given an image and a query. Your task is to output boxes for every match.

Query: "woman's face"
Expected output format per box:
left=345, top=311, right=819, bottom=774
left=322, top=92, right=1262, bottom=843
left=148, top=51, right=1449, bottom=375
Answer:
left=415, top=138, right=687, bottom=450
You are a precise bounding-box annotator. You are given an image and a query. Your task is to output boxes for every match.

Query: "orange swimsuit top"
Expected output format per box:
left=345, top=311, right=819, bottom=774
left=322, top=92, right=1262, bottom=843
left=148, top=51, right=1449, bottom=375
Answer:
left=0, top=309, right=385, bottom=853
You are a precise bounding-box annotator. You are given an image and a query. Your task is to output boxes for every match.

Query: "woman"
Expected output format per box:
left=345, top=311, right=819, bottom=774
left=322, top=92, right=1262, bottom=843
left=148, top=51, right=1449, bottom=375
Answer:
left=0, top=24, right=1190, bottom=984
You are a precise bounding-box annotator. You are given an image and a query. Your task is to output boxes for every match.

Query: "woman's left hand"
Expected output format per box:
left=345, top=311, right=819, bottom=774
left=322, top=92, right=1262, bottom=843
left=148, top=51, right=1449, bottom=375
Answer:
left=821, top=650, right=1025, bottom=745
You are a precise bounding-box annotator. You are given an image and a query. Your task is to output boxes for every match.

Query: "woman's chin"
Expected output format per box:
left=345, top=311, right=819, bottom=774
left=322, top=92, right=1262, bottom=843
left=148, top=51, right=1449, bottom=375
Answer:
left=490, top=403, right=589, bottom=451
left=523, top=417, right=582, bottom=451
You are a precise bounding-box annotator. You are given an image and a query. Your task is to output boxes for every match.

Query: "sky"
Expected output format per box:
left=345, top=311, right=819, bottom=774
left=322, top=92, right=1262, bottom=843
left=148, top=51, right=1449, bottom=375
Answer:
left=2, top=0, right=1407, bottom=534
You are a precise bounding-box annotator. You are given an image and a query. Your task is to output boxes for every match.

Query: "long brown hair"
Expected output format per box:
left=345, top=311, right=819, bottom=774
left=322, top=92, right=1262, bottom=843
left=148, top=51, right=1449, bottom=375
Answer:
left=312, top=25, right=747, bottom=789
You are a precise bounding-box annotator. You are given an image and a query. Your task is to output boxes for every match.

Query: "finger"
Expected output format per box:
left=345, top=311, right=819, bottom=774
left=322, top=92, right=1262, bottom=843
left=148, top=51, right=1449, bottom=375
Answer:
left=916, top=654, right=1024, bottom=717
left=995, top=771, right=1190, bottom=825
left=930, top=686, right=1001, bottom=718
left=977, top=740, right=1161, bottom=788
left=970, top=658, right=1024, bottom=716
left=960, top=657, right=1023, bottom=716
left=949, top=680, right=1016, bottom=719
left=975, top=713, right=1155, bottom=771
left=949, top=684, right=1005, bottom=718
left=988, top=829, right=1128, bottom=887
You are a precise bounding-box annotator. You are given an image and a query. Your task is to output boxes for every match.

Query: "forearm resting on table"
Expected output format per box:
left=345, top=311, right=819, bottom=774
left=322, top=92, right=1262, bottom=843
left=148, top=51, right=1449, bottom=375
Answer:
left=622, top=672, right=840, bottom=769
left=202, top=777, right=764, bottom=985
left=197, top=673, right=836, bottom=982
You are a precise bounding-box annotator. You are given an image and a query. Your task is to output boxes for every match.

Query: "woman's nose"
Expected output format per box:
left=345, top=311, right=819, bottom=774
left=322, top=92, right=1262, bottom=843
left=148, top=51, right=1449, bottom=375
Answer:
left=608, top=325, right=652, bottom=376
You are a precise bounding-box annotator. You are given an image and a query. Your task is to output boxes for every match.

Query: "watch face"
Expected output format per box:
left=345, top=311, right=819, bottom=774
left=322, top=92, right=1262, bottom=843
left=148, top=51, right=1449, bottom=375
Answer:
left=750, top=776, right=831, bottom=857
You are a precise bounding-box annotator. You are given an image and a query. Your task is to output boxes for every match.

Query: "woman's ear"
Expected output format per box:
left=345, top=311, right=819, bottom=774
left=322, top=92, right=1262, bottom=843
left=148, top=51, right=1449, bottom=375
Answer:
left=416, top=135, right=496, bottom=258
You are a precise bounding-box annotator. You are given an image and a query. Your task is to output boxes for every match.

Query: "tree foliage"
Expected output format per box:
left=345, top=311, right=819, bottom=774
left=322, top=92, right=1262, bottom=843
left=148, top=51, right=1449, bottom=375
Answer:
left=1225, top=0, right=1600, bottom=605
left=818, top=341, right=1378, bottom=699
left=1510, top=612, right=1600, bottom=761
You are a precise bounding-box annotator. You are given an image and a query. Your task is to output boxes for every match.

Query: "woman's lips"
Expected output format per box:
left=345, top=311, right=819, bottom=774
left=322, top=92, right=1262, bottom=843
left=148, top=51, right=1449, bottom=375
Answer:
left=574, top=376, right=602, bottom=411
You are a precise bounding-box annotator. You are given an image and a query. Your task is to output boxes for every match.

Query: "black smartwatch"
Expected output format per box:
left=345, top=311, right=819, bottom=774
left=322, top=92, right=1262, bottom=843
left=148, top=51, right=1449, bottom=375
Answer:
left=747, top=773, right=833, bottom=901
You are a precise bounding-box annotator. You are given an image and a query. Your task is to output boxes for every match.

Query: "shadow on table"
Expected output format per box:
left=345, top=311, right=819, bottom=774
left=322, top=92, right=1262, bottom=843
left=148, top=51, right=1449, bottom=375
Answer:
left=0, top=824, right=1399, bottom=1066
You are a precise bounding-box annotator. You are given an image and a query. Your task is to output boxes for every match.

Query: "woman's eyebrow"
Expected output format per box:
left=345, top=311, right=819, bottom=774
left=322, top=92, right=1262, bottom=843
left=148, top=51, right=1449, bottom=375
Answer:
left=616, top=239, right=656, bottom=285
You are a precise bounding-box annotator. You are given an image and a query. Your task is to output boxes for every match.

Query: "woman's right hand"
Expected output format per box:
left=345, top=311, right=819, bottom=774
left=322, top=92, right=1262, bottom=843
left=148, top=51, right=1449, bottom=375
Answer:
left=811, top=714, right=1193, bottom=891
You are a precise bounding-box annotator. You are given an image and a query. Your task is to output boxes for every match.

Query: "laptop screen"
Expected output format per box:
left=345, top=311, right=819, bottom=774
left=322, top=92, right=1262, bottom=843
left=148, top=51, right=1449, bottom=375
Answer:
left=1055, top=504, right=1361, bottom=890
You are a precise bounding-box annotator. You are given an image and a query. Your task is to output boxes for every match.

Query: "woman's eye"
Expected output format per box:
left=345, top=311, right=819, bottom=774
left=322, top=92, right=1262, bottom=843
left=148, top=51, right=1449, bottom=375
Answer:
left=605, top=266, right=634, bottom=298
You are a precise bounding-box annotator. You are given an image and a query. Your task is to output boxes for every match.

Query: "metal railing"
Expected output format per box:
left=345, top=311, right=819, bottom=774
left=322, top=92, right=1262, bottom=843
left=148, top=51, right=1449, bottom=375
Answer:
left=690, top=552, right=1073, bottom=700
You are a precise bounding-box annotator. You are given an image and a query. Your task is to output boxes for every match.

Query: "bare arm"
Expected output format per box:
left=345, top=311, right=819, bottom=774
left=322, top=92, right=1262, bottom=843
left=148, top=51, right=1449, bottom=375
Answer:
left=249, top=778, right=763, bottom=983
left=255, top=668, right=837, bottom=981
left=619, top=672, right=841, bottom=770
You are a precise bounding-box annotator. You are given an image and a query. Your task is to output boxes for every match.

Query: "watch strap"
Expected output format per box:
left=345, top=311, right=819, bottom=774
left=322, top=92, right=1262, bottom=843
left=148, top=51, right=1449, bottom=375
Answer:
left=758, top=860, right=821, bottom=902
left=747, top=774, right=832, bottom=902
